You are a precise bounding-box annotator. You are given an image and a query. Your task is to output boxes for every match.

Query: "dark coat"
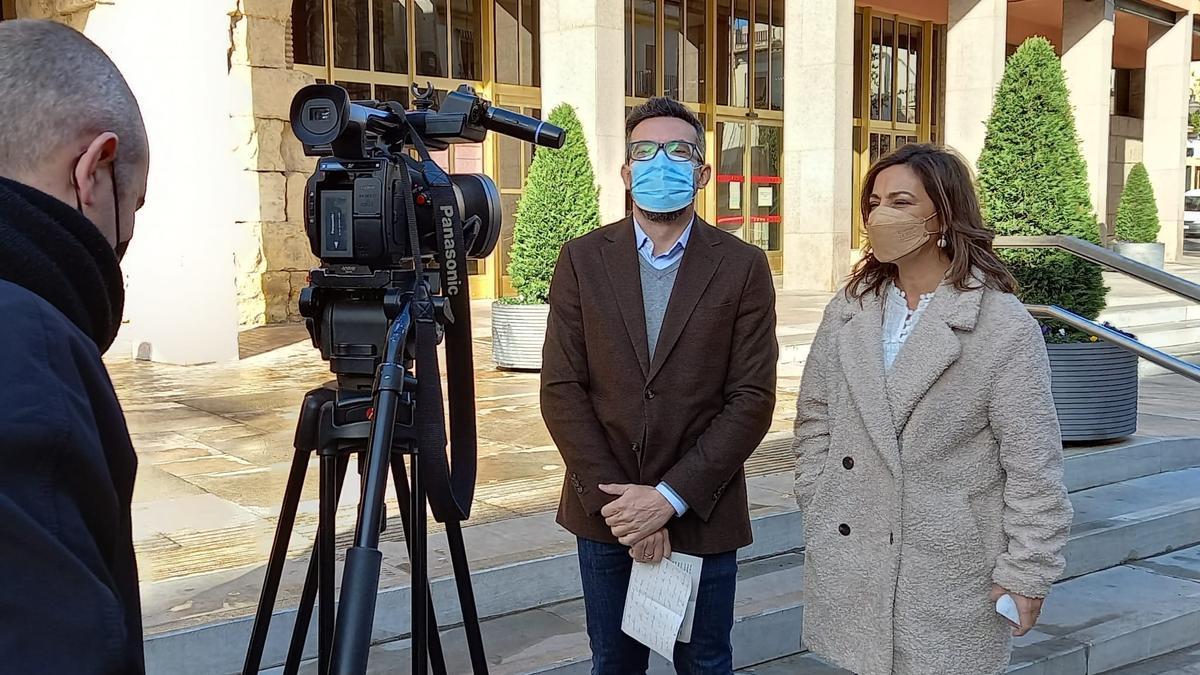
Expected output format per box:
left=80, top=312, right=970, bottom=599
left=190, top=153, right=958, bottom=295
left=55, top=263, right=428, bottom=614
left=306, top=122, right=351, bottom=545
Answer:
left=541, top=217, right=778, bottom=554
left=0, top=175, right=143, bottom=674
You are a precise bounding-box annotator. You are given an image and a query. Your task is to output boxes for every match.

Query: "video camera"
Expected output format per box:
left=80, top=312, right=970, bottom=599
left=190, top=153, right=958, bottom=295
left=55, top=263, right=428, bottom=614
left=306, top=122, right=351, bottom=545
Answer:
left=285, top=83, right=565, bottom=386
left=241, top=84, right=566, bottom=675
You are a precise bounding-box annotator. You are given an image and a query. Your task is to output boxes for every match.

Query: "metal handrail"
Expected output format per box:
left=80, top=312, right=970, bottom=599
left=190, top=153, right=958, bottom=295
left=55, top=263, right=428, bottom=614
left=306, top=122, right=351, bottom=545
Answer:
left=1028, top=305, right=1200, bottom=383
left=993, top=236, right=1200, bottom=382
left=994, top=235, right=1200, bottom=304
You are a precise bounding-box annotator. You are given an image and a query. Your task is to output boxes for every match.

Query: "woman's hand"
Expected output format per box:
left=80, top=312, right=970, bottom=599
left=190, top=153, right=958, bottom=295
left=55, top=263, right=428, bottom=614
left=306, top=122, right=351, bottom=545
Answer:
left=990, top=584, right=1044, bottom=636
left=629, top=528, right=672, bottom=564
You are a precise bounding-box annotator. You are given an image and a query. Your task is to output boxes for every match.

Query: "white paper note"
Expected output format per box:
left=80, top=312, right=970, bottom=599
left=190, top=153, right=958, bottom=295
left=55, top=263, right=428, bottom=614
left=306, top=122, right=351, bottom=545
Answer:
left=671, top=554, right=704, bottom=643
left=621, top=557, right=692, bottom=662
left=729, top=187, right=741, bottom=210
left=758, top=186, right=774, bottom=207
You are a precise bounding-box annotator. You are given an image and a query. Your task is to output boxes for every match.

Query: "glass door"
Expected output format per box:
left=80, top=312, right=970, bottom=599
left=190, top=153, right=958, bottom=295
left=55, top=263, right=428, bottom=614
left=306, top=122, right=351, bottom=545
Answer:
left=715, top=118, right=782, bottom=273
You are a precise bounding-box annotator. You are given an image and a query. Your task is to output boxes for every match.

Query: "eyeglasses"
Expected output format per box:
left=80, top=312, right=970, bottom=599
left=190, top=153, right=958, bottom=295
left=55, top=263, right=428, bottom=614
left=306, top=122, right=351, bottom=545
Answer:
left=626, top=140, right=703, bottom=164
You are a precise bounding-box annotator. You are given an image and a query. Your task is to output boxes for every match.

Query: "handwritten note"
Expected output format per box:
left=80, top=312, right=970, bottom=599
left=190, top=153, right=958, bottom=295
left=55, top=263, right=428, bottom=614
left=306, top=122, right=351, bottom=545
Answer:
left=621, top=556, right=692, bottom=661
left=671, top=554, right=704, bottom=643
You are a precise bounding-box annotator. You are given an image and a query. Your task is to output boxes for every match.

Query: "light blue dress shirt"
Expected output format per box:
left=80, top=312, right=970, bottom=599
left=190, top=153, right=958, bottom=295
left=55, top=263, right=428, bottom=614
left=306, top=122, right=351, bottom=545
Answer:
left=633, top=218, right=693, bottom=517
left=634, top=218, right=694, bottom=270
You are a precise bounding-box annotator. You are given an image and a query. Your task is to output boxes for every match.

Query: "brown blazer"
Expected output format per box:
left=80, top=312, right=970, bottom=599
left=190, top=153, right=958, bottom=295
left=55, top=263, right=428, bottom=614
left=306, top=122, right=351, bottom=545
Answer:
left=541, top=217, right=778, bottom=554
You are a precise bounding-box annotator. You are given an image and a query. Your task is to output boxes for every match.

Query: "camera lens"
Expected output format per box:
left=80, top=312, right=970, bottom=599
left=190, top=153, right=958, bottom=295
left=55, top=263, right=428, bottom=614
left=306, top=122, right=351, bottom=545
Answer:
left=450, top=174, right=502, bottom=260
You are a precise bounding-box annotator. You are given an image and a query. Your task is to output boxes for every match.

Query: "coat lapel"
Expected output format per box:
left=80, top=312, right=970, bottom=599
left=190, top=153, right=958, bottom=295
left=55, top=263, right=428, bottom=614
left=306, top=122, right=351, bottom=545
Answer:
left=836, top=295, right=902, bottom=480
left=885, top=281, right=984, bottom=434
left=647, top=220, right=723, bottom=382
left=600, top=219, right=651, bottom=378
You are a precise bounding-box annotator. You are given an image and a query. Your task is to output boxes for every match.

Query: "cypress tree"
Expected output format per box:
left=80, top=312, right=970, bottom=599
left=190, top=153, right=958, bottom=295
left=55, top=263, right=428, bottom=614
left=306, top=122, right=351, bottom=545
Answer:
left=1114, top=163, right=1160, bottom=244
left=977, top=37, right=1107, bottom=321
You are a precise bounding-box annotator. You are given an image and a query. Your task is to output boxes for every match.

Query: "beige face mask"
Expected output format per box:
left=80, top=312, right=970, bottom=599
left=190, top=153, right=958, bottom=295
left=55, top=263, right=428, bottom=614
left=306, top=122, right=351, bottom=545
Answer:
left=865, top=206, right=939, bottom=263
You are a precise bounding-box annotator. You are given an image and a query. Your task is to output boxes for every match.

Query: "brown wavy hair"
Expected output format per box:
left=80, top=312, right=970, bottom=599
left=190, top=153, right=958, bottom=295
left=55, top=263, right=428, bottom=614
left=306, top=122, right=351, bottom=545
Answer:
left=846, top=143, right=1016, bottom=300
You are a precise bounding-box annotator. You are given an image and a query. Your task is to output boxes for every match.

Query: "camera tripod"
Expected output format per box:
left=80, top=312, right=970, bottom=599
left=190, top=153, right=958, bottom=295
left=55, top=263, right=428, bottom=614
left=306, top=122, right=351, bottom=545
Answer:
left=241, top=285, right=488, bottom=675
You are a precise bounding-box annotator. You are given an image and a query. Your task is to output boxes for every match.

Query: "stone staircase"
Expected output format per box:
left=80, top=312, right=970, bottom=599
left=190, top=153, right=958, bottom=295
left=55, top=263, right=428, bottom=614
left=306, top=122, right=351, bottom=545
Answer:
left=1098, top=263, right=1200, bottom=376
left=142, top=435, right=1200, bottom=675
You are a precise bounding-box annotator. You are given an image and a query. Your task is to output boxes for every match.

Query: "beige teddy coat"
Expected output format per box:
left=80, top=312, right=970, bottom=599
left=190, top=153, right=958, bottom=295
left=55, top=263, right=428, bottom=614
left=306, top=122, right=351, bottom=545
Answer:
left=792, top=280, right=1073, bottom=675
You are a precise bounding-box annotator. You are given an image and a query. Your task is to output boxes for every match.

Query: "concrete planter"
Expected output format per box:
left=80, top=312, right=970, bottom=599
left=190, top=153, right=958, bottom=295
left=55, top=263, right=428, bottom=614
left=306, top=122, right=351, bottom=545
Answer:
left=1047, top=340, right=1138, bottom=443
left=1113, top=241, right=1166, bottom=269
left=492, top=301, right=549, bottom=370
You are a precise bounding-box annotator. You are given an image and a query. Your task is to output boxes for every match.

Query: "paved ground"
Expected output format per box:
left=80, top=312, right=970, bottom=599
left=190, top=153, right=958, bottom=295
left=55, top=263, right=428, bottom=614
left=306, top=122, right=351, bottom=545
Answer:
left=105, top=265, right=1200, bottom=638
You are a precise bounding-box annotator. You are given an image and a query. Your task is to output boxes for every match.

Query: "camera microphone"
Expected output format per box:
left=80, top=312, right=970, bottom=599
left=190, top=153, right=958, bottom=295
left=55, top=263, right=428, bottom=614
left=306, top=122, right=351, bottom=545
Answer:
left=482, top=105, right=566, bottom=149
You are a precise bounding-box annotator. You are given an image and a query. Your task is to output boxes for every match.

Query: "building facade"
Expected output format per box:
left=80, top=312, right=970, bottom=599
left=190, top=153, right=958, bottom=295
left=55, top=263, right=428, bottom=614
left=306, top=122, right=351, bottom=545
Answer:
left=2, top=0, right=1198, bottom=364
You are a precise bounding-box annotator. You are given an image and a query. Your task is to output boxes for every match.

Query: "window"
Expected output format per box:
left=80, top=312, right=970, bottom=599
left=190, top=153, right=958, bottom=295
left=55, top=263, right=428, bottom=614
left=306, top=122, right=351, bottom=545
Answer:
left=664, top=0, right=682, bottom=99
left=416, top=0, right=448, bottom=77
left=334, top=0, right=370, bottom=70
left=292, top=0, right=326, bottom=65
left=628, top=0, right=657, bottom=98
left=374, top=0, right=408, bottom=74
left=495, top=0, right=539, bottom=86
left=684, top=0, right=705, bottom=102
left=717, top=0, right=750, bottom=107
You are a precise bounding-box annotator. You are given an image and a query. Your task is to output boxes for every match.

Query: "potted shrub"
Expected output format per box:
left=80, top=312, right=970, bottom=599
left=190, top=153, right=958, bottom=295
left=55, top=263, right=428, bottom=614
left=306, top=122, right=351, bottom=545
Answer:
left=1112, top=163, right=1165, bottom=269
left=978, top=37, right=1137, bottom=443
left=492, top=103, right=600, bottom=370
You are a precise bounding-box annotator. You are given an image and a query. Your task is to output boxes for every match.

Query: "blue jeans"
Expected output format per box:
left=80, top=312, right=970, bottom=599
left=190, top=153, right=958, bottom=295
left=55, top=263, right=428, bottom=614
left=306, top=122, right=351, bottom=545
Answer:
left=576, top=537, right=737, bottom=675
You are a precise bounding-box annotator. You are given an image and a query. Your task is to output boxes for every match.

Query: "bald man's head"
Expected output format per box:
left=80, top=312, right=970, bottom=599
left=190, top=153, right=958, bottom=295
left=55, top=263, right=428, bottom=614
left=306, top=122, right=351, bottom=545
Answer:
left=0, top=19, right=149, bottom=254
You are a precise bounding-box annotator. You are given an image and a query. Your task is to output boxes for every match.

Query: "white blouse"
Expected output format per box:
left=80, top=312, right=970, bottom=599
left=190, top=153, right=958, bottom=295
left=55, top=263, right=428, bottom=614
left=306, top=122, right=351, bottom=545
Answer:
left=882, top=284, right=934, bottom=371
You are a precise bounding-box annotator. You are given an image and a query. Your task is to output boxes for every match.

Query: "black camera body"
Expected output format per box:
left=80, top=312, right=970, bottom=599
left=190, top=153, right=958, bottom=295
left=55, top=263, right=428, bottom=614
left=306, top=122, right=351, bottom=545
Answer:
left=303, top=155, right=499, bottom=281
left=288, top=83, right=564, bottom=387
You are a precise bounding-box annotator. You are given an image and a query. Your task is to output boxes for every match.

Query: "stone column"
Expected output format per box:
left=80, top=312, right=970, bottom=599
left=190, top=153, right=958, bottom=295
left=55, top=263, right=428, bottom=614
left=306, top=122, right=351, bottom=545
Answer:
left=539, top=0, right=627, bottom=224
left=1143, top=12, right=1193, bottom=262
left=1062, top=0, right=1114, bottom=232
left=82, top=0, right=242, bottom=363
left=781, top=0, right=854, bottom=292
left=944, top=0, right=1007, bottom=167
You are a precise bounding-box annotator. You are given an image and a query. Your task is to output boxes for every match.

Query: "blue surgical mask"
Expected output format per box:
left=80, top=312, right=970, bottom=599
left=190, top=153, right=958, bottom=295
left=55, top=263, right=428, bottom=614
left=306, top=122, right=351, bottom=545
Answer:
left=630, top=152, right=697, bottom=213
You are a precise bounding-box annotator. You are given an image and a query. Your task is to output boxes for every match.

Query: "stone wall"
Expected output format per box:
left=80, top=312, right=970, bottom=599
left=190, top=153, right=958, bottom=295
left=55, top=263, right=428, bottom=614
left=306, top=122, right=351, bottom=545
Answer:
left=1107, top=115, right=1144, bottom=238
left=15, top=0, right=94, bottom=26
left=232, top=0, right=317, bottom=325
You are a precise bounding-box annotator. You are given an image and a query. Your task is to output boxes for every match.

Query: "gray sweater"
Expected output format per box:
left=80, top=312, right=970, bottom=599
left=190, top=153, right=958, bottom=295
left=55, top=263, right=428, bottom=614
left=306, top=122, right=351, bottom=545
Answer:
left=639, top=254, right=682, bottom=361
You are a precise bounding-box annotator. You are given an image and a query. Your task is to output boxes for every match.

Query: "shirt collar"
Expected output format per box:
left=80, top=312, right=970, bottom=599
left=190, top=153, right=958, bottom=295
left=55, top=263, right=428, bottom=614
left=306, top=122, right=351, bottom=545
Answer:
left=633, top=216, right=695, bottom=256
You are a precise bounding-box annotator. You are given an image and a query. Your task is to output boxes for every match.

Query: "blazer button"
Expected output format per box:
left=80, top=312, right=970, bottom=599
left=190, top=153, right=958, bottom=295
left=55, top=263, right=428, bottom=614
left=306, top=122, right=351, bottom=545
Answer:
left=644, top=388, right=656, bottom=399
left=575, top=484, right=584, bottom=494
left=631, top=442, right=641, bottom=453
left=842, top=456, right=854, bottom=470
left=838, top=523, right=851, bottom=536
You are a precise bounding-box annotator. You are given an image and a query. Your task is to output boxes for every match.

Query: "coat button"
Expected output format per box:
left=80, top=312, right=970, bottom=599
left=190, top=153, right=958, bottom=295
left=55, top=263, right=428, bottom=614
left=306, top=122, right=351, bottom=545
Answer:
left=631, top=442, right=641, bottom=453
left=838, top=523, right=851, bottom=536
left=842, top=456, right=854, bottom=470
left=644, top=388, right=655, bottom=399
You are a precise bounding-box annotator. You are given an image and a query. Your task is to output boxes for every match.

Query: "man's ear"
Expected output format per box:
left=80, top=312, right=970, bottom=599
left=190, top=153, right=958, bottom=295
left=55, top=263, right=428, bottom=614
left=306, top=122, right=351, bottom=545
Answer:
left=620, top=162, right=633, bottom=191
left=73, top=132, right=120, bottom=207
left=695, top=163, right=713, bottom=191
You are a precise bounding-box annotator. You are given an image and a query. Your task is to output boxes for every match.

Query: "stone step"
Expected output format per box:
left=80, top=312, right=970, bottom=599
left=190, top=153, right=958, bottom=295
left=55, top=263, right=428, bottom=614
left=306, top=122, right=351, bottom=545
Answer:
left=260, top=469, right=1200, bottom=675
left=739, top=549, right=1200, bottom=675
left=1099, top=644, right=1200, bottom=674
left=1100, top=299, right=1200, bottom=330
left=1129, top=319, right=1200, bottom=351
left=1139, top=343, right=1200, bottom=377
left=144, top=437, right=1200, bottom=675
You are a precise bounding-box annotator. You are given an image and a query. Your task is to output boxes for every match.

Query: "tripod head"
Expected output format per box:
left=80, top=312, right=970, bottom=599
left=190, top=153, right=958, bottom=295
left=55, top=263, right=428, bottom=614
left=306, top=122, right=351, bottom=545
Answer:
left=297, top=265, right=451, bottom=392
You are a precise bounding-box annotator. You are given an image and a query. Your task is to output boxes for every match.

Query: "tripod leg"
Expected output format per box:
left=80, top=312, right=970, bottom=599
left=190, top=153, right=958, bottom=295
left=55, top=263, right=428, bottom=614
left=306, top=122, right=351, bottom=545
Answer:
left=445, top=520, right=490, bottom=675
left=242, top=442, right=313, bottom=675
left=389, top=454, right=447, bottom=675
left=282, top=453, right=351, bottom=675
left=411, top=453, right=429, bottom=675
left=317, top=449, right=341, bottom=675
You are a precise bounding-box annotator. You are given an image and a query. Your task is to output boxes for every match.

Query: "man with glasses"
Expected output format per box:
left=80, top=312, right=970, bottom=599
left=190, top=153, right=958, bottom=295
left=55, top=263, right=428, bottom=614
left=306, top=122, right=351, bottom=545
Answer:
left=541, top=97, right=778, bottom=673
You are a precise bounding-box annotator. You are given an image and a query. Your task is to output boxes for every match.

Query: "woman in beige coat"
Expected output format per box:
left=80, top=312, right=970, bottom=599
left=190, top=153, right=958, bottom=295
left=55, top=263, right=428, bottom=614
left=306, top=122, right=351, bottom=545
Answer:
left=793, top=144, right=1073, bottom=675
